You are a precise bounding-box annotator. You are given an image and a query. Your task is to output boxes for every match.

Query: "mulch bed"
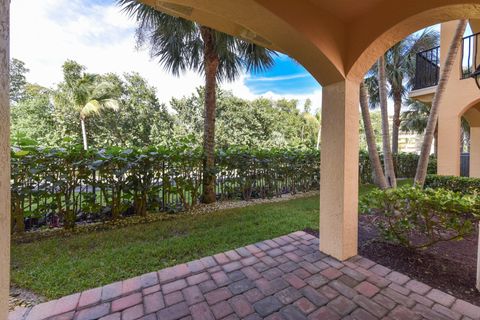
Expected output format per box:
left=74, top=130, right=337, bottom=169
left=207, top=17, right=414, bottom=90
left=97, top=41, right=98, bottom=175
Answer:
left=304, top=215, right=480, bottom=306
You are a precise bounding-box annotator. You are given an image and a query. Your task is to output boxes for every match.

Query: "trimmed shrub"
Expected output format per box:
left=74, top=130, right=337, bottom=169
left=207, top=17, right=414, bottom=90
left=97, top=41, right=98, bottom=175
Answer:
left=10, top=145, right=320, bottom=232
left=10, top=143, right=436, bottom=233
left=359, top=151, right=437, bottom=184
left=360, top=186, right=480, bottom=249
left=425, top=174, right=480, bottom=194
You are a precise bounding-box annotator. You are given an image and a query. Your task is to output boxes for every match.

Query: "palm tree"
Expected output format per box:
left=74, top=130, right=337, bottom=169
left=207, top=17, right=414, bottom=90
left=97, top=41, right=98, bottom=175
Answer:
left=360, top=82, right=388, bottom=189
left=79, top=83, right=120, bottom=150
left=415, top=20, right=467, bottom=187
left=386, top=29, right=439, bottom=154
left=401, top=99, right=438, bottom=155
left=117, top=0, right=276, bottom=203
left=401, top=99, right=431, bottom=134
left=378, top=56, right=397, bottom=188
left=402, top=100, right=471, bottom=157
left=365, top=30, right=439, bottom=155
left=60, top=61, right=120, bottom=150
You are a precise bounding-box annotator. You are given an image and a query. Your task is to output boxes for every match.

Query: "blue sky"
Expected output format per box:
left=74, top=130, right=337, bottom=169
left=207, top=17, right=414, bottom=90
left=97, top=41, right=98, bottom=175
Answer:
left=246, top=55, right=321, bottom=95
left=10, top=0, right=323, bottom=108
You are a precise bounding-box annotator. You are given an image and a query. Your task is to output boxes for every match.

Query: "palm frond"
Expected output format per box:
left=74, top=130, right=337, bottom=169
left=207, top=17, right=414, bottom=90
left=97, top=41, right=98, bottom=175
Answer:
left=103, top=99, right=120, bottom=112
left=81, top=100, right=102, bottom=119
left=116, top=0, right=275, bottom=82
left=364, top=74, right=380, bottom=109
left=400, top=99, right=430, bottom=134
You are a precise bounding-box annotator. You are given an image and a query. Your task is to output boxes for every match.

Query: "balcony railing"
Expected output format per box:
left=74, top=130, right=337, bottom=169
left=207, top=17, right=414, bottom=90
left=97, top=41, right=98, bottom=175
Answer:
left=412, top=32, right=480, bottom=91
left=461, top=32, right=480, bottom=79
left=412, top=46, right=440, bottom=90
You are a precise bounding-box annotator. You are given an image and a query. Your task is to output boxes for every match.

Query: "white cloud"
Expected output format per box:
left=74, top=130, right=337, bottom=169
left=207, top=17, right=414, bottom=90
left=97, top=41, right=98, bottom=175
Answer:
left=224, top=73, right=322, bottom=112
left=246, top=73, right=310, bottom=82
left=10, top=0, right=322, bottom=109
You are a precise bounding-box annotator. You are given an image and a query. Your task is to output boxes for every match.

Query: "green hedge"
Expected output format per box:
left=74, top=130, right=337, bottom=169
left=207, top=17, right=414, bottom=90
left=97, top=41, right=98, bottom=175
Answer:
left=10, top=145, right=322, bottom=233
left=360, top=186, right=479, bottom=249
left=10, top=144, right=435, bottom=233
left=359, top=151, right=437, bottom=184
left=425, top=174, right=480, bottom=194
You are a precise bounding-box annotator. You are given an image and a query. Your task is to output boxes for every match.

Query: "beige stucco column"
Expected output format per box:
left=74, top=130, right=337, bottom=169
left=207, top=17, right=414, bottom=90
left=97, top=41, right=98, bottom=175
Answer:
left=464, top=107, right=480, bottom=177
left=470, top=127, right=480, bottom=177
left=437, top=21, right=468, bottom=177
left=437, top=112, right=461, bottom=176
left=319, top=79, right=359, bottom=261
left=0, top=1, right=10, bottom=319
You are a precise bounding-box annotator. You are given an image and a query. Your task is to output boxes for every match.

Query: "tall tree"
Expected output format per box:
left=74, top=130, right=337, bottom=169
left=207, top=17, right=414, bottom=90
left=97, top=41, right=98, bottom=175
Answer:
left=10, top=85, right=57, bottom=146
left=401, top=99, right=438, bottom=155
left=401, top=99, right=431, bottom=134
left=402, top=99, right=470, bottom=156
left=415, top=20, right=467, bottom=187
left=360, top=82, right=388, bottom=189
left=117, top=0, right=276, bottom=203
left=58, top=61, right=120, bottom=150
left=378, top=56, right=397, bottom=188
left=303, top=98, right=312, bottom=114
left=386, top=29, right=439, bottom=154
left=10, top=58, right=29, bottom=103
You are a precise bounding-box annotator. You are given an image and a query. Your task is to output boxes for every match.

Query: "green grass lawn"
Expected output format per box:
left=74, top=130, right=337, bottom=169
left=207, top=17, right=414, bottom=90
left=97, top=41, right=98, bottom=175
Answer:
left=11, top=181, right=412, bottom=299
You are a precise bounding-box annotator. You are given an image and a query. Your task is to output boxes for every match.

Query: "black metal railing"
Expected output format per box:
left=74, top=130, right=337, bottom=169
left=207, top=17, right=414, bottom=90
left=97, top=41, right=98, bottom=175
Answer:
left=461, top=153, right=470, bottom=177
left=461, top=32, right=480, bottom=79
left=412, top=46, right=440, bottom=90
left=412, top=32, right=480, bottom=90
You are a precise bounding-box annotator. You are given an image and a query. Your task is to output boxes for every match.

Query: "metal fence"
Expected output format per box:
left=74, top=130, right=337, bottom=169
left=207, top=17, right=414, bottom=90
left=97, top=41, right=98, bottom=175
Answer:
left=461, top=153, right=470, bottom=177
left=12, top=151, right=321, bottom=232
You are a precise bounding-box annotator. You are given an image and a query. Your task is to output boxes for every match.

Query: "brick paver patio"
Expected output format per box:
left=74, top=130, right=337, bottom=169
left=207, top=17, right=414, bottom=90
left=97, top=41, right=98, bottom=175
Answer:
left=8, top=231, right=480, bottom=320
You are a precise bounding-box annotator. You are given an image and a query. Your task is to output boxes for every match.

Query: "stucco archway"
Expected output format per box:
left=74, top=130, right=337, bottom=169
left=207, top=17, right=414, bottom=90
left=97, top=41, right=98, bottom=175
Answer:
left=346, top=3, right=480, bottom=80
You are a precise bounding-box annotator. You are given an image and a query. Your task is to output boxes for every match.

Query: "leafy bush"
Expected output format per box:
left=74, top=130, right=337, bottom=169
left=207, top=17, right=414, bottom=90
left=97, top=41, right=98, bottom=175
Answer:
left=216, top=147, right=320, bottom=200
left=359, top=151, right=436, bottom=184
left=11, top=142, right=436, bottom=233
left=10, top=145, right=319, bottom=232
left=360, top=186, right=480, bottom=249
left=425, top=174, right=480, bottom=194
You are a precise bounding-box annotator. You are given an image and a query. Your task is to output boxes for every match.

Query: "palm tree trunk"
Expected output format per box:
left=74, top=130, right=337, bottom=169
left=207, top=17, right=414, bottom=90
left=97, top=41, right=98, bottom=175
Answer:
left=415, top=20, right=467, bottom=187
left=200, top=26, right=219, bottom=204
left=80, top=118, right=88, bottom=150
left=378, top=56, right=397, bottom=188
left=392, top=90, right=402, bottom=154
left=360, top=82, right=388, bottom=189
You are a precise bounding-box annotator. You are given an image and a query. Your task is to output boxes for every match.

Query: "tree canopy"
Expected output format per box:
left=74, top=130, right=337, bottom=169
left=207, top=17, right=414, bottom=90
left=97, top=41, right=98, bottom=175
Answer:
left=10, top=59, right=320, bottom=150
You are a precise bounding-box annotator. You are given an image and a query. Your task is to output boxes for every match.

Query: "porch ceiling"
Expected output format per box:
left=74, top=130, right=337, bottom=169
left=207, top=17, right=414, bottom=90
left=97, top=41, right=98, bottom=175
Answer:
left=307, top=0, right=385, bottom=22
left=139, top=0, right=480, bottom=85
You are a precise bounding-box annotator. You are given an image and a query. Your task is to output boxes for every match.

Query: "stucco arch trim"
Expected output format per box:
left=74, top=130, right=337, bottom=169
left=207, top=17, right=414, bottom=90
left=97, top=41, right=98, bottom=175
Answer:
left=347, top=3, right=480, bottom=81
left=460, top=99, right=480, bottom=127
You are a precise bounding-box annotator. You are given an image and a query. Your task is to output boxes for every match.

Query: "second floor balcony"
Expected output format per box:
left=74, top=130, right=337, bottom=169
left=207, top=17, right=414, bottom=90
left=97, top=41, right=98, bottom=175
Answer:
left=411, top=32, right=480, bottom=98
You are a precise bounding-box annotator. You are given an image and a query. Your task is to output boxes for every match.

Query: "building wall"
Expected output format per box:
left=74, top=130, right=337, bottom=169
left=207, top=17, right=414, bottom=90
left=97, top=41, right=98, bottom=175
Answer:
left=410, top=20, right=480, bottom=176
